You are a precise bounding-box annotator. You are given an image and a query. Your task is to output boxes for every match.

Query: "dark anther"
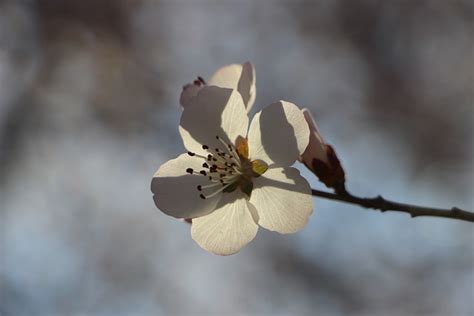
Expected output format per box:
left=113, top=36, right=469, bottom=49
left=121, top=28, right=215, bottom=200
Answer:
left=202, top=162, right=209, bottom=168
left=187, top=152, right=195, bottom=156
left=202, top=145, right=209, bottom=150
left=200, top=170, right=207, bottom=176
left=199, top=194, right=206, bottom=199
left=212, top=158, right=217, bottom=162
left=215, top=135, right=220, bottom=139
left=215, top=148, right=220, bottom=152
left=186, top=168, right=194, bottom=174
left=197, top=185, right=202, bottom=191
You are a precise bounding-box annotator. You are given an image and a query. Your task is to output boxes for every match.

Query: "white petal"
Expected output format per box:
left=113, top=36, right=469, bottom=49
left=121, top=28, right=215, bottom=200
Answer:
left=247, top=101, right=310, bottom=167
left=250, top=167, right=313, bottom=234
left=208, top=62, right=256, bottom=112
left=151, top=154, right=221, bottom=219
left=300, top=108, right=329, bottom=164
left=179, top=86, right=249, bottom=155
left=179, top=82, right=203, bottom=108
left=191, top=192, right=259, bottom=255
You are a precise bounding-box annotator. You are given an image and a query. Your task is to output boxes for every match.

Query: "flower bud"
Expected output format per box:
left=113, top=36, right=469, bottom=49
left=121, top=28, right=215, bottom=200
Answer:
left=179, top=77, right=206, bottom=108
left=300, top=108, right=346, bottom=193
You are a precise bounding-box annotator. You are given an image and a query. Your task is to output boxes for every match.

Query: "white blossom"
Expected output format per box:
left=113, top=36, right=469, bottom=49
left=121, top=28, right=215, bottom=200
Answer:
left=152, top=86, right=313, bottom=255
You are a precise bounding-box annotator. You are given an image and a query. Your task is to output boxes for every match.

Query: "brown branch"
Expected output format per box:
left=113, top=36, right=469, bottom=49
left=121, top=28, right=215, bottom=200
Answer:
left=311, top=189, right=474, bottom=223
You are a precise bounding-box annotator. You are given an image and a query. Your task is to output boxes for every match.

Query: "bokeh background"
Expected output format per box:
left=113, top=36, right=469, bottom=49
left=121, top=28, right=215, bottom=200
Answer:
left=1, top=0, right=473, bottom=315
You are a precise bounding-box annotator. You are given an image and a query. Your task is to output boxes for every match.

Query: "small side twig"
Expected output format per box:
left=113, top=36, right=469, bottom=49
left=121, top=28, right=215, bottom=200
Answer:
left=311, top=189, right=474, bottom=223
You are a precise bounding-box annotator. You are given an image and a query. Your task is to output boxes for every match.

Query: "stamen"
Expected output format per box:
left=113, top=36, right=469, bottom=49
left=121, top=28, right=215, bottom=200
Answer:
left=186, top=168, right=233, bottom=181
left=188, top=137, right=249, bottom=195
left=201, top=182, right=235, bottom=199
left=197, top=182, right=222, bottom=191
left=205, top=172, right=240, bottom=184
left=189, top=152, right=214, bottom=161
left=200, top=143, right=230, bottom=166
left=216, top=135, right=242, bottom=167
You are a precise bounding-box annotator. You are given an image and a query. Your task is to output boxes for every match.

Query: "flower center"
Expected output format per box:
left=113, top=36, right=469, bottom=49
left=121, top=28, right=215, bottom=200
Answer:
left=186, top=135, right=268, bottom=199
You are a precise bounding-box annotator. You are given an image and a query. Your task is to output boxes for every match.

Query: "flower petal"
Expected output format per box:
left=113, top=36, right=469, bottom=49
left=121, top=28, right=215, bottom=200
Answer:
left=151, top=153, right=221, bottom=219
left=208, top=62, right=256, bottom=111
left=179, top=86, right=249, bottom=155
left=191, top=191, right=259, bottom=255
left=250, top=167, right=313, bottom=234
left=247, top=101, right=310, bottom=167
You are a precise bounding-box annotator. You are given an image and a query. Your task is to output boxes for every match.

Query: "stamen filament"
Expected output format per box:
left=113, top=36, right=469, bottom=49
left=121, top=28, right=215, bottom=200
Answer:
left=197, top=182, right=222, bottom=191
left=200, top=182, right=235, bottom=199
left=216, top=136, right=242, bottom=167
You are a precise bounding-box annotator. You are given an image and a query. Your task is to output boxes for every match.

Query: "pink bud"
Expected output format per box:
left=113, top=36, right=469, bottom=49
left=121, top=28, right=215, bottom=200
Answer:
left=179, top=77, right=206, bottom=108
left=300, top=108, right=346, bottom=193
left=301, top=108, right=329, bottom=165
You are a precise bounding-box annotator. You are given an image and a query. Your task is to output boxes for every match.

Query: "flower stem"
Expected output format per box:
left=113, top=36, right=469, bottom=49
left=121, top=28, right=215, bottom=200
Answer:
left=311, top=189, right=474, bottom=223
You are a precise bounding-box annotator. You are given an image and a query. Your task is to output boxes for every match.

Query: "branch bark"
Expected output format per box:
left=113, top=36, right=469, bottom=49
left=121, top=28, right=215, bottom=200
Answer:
left=311, top=189, right=474, bottom=223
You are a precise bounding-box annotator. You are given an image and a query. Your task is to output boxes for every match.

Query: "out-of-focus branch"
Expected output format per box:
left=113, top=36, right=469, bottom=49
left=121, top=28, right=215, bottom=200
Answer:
left=311, top=189, right=474, bottom=223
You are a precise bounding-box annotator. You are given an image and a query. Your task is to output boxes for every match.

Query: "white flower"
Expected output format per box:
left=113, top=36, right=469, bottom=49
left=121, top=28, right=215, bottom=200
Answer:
left=180, top=61, right=256, bottom=112
left=152, top=86, right=313, bottom=255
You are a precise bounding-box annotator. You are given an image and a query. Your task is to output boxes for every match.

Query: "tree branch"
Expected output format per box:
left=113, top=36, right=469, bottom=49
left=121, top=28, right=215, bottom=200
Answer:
left=311, top=189, right=474, bottom=223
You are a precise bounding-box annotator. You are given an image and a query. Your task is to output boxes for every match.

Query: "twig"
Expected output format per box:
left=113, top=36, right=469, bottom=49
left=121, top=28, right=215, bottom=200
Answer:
left=311, top=189, right=474, bottom=223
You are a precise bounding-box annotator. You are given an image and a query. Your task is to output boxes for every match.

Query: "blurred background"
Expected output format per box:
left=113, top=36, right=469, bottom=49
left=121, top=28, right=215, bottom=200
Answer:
left=1, top=0, right=473, bottom=315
